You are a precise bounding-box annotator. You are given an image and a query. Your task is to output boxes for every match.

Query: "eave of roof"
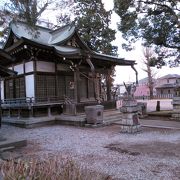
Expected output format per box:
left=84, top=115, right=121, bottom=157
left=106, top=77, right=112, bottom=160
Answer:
left=158, top=74, right=180, bottom=80
left=5, top=37, right=81, bottom=56
left=0, top=49, right=15, bottom=66
left=0, top=64, right=17, bottom=77
left=91, top=52, right=136, bottom=65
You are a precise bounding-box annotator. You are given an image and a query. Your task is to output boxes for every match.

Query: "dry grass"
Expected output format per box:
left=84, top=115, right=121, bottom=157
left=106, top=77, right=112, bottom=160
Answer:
left=0, top=155, right=111, bottom=180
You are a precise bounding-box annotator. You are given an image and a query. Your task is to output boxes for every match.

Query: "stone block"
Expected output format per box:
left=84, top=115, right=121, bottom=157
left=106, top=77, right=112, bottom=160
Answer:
left=121, top=124, right=141, bottom=133
left=120, top=100, right=139, bottom=113
left=122, top=99, right=137, bottom=107
left=85, top=105, right=104, bottom=124
left=173, top=97, right=180, bottom=101
left=172, top=97, right=180, bottom=121
left=122, top=113, right=140, bottom=125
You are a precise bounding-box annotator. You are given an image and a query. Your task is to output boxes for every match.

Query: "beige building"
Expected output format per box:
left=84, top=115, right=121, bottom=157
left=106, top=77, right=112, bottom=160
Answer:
left=155, top=74, right=180, bottom=98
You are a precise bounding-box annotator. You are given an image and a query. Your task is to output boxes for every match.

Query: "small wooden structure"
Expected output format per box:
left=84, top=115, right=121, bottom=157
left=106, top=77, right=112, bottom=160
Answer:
left=1, top=21, right=137, bottom=118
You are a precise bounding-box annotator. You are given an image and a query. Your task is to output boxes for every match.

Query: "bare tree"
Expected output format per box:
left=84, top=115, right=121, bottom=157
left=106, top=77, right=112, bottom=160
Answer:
left=142, top=47, right=157, bottom=99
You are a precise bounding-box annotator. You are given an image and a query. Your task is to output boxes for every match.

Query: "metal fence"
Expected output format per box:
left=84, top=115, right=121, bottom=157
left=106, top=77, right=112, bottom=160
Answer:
left=134, top=94, right=174, bottom=100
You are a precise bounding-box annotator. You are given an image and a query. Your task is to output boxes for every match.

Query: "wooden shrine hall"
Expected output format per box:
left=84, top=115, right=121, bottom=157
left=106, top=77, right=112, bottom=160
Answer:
left=0, top=21, right=137, bottom=119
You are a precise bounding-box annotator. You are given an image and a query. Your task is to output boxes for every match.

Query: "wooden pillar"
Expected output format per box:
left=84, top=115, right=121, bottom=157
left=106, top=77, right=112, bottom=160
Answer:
left=0, top=76, right=2, bottom=128
left=23, top=60, right=26, bottom=98
left=74, top=68, right=80, bottom=103
left=33, top=58, right=37, bottom=103
left=30, top=107, right=34, bottom=118
left=55, top=60, right=58, bottom=97
left=106, top=69, right=112, bottom=101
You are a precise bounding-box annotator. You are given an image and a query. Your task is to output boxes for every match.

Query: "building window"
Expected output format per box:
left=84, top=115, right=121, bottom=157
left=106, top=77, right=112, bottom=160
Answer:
left=5, top=77, right=25, bottom=99
left=168, top=89, right=170, bottom=94
left=80, top=77, right=88, bottom=99
left=57, top=76, right=65, bottom=99
left=167, top=79, right=169, bottom=83
left=36, top=75, right=56, bottom=100
left=5, top=79, right=14, bottom=99
left=56, top=75, right=74, bottom=100
left=88, top=79, right=95, bottom=98
left=15, top=77, right=25, bottom=98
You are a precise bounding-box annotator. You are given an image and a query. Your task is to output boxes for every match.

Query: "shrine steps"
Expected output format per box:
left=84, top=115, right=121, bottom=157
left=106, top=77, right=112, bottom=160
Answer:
left=2, top=109, right=122, bottom=128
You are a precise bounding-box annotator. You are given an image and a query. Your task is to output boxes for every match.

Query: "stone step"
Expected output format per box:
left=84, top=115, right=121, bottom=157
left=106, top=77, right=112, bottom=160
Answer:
left=104, top=114, right=122, bottom=124
left=104, top=110, right=120, bottom=116
left=104, top=112, right=122, bottom=119
left=0, top=146, right=15, bottom=152
left=104, top=114, right=122, bottom=119
left=0, top=139, right=27, bottom=149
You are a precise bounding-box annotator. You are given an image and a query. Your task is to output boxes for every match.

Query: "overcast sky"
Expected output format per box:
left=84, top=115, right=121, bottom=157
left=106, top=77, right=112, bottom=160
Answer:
left=101, top=0, right=180, bottom=84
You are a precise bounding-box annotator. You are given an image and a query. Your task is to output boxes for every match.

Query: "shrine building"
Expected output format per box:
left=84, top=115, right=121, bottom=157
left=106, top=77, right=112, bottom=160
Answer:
left=0, top=21, right=137, bottom=119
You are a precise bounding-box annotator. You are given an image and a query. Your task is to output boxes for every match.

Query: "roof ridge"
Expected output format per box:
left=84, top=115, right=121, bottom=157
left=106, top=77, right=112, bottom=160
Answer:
left=10, top=20, right=51, bottom=31
left=50, top=22, right=75, bottom=34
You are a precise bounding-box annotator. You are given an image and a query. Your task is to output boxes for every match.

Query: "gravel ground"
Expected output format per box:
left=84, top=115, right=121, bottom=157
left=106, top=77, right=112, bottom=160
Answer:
left=1, top=124, right=180, bottom=180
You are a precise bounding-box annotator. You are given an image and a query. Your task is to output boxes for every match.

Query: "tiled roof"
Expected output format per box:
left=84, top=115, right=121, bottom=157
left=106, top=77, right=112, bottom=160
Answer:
left=4, top=21, right=136, bottom=66
left=158, top=74, right=180, bottom=79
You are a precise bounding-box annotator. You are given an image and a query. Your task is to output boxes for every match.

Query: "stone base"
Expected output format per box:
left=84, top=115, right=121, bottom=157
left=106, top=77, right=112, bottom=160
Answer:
left=171, top=97, right=180, bottom=121
left=171, top=113, right=180, bottom=121
left=121, top=124, right=141, bottom=133
left=121, top=113, right=140, bottom=125
left=120, top=111, right=141, bottom=133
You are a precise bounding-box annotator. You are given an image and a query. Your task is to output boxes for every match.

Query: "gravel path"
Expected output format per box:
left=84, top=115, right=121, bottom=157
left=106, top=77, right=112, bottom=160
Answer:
left=1, top=124, right=180, bottom=180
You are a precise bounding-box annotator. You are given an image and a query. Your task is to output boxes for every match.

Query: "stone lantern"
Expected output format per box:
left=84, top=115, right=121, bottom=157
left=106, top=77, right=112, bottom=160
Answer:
left=120, top=82, right=141, bottom=133
left=171, top=79, right=180, bottom=121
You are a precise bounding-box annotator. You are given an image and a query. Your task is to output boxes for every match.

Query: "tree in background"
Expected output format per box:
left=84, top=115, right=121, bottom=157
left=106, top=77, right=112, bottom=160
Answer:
left=114, top=0, right=180, bottom=67
left=57, top=0, right=118, bottom=56
left=142, top=47, right=157, bottom=99
left=56, top=0, right=118, bottom=99
left=0, top=0, right=51, bottom=44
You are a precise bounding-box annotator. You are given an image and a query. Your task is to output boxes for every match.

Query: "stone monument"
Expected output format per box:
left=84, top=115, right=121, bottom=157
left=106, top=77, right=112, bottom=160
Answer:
left=120, top=82, right=141, bottom=133
left=171, top=80, right=180, bottom=121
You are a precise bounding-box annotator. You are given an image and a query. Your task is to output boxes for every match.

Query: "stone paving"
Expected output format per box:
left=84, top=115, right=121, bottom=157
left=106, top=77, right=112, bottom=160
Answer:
left=141, top=119, right=180, bottom=129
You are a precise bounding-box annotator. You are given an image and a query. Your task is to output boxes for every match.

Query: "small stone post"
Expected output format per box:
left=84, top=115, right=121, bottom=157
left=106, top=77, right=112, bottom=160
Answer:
left=156, top=101, right=160, bottom=111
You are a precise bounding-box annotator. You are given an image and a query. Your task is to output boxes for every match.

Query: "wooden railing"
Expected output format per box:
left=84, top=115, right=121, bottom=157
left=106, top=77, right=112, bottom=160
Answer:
left=2, top=97, right=33, bottom=107
left=1, top=96, right=65, bottom=107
